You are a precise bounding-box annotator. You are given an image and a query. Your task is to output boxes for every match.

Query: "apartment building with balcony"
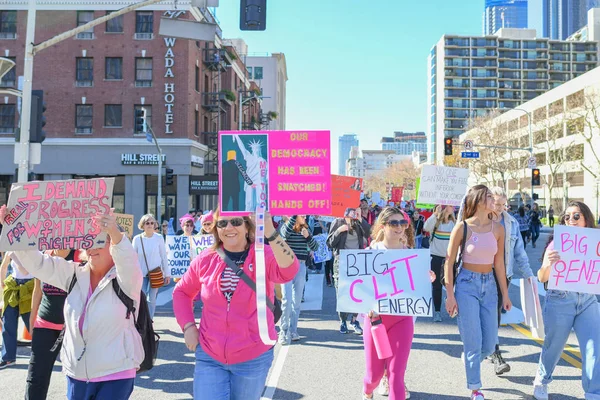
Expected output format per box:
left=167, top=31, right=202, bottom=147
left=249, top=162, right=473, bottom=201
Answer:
left=0, top=2, right=262, bottom=230
left=428, top=12, right=600, bottom=165
left=346, top=149, right=410, bottom=179
left=380, top=131, right=427, bottom=156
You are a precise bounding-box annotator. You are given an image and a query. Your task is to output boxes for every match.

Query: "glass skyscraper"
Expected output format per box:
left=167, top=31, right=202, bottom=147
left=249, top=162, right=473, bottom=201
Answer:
left=529, top=0, right=600, bottom=39
left=483, top=0, right=528, bottom=35
left=338, top=134, right=359, bottom=175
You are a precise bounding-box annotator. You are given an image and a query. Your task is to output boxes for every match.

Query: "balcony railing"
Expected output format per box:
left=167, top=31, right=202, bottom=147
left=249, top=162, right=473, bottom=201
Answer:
left=201, top=92, right=227, bottom=110
left=76, top=32, right=94, bottom=40
left=134, top=32, right=154, bottom=40
left=75, top=80, right=93, bottom=87
left=202, top=132, right=218, bottom=148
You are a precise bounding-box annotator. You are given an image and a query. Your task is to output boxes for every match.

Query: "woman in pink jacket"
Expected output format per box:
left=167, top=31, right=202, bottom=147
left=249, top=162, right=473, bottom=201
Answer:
left=172, top=208, right=299, bottom=400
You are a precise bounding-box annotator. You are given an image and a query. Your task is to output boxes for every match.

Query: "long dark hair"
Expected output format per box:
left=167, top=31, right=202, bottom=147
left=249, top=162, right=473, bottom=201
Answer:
left=542, top=201, right=596, bottom=258
left=518, top=206, right=525, bottom=217
left=461, top=184, right=491, bottom=221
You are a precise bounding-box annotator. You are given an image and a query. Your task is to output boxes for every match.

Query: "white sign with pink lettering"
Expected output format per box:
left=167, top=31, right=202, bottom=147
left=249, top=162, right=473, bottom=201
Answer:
left=548, top=225, right=600, bottom=295
left=336, top=249, right=433, bottom=317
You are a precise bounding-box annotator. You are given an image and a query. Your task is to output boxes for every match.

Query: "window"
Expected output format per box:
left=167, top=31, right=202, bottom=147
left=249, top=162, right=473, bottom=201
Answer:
left=105, top=11, right=123, bottom=33
left=0, top=57, right=15, bottom=87
left=104, top=104, right=122, bottom=127
left=246, top=66, right=253, bottom=77
left=75, top=57, right=93, bottom=86
left=134, top=105, right=152, bottom=133
left=76, top=11, right=94, bottom=39
left=0, top=11, right=17, bottom=39
left=195, top=65, right=200, bottom=92
left=194, top=110, right=199, bottom=136
left=105, top=57, right=122, bottom=80
left=0, top=104, right=16, bottom=133
left=135, top=11, right=153, bottom=39
left=135, top=58, right=152, bottom=86
left=253, top=66, right=263, bottom=80
left=75, top=105, right=93, bottom=133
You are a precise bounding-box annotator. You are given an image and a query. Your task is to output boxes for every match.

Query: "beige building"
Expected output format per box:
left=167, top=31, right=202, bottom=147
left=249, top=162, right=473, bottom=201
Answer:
left=461, top=65, right=600, bottom=215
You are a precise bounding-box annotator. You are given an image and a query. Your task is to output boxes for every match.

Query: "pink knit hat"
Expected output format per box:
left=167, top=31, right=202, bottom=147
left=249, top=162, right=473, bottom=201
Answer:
left=201, top=210, right=214, bottom=224
left=179, top=213, right=195, bottom=227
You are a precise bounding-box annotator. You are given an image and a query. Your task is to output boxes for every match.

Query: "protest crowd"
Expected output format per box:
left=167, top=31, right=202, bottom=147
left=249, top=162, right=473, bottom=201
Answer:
left=0, top=164, right=599, bottom=400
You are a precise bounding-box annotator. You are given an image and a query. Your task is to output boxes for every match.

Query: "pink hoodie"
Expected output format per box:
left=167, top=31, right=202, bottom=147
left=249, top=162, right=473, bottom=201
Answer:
left=172, top=244, right=299, bottom=365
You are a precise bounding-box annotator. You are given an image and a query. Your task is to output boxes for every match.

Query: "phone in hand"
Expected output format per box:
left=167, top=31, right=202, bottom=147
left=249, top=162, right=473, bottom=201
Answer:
left=450, top=309, right=458, bottom=318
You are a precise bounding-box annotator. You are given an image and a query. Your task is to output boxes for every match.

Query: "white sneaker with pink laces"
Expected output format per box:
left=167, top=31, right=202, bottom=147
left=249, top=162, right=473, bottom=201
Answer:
left=471, top=391, right=485, bottom=400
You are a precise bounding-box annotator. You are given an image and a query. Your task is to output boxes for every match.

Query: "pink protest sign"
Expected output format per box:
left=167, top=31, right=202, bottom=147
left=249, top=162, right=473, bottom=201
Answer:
left=548, top=225, right=600, bottom=295
left=218, top=130, right=331, bottom=216
left=269, top=130, right=331, bottom=215
left=0, top=178, right=115, bottom=251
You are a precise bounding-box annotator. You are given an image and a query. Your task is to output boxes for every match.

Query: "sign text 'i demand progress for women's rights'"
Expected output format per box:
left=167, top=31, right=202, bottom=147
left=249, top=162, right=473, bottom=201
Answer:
left=548, top=225, right=600, bottom=295
left=337, top=249, right=433, bottom=317
left=0, top=178, right=115, bottom=251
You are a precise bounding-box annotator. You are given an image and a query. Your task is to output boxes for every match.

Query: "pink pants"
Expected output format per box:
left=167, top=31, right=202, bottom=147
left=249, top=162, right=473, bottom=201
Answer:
left=363, top=315, right=414, bottom=400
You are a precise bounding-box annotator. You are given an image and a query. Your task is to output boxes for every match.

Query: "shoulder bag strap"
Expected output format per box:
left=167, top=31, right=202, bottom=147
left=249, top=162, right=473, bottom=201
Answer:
left=138, top=234, right=150, bottom=276
left=215, top=247, right=275, bottom=312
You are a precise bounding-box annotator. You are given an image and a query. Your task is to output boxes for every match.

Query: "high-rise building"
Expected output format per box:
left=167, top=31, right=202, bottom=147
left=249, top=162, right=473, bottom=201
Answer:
left=483, top=0, right=528, bottom=35
left=338, top=134, right=359, bottom=175
left=529, top=0, right=600, bottom=40
left=380, top=131, right=428, bottom=156
left=428, top=22, right=599, bottom=164
left=346, top=150, right=409, bottom=179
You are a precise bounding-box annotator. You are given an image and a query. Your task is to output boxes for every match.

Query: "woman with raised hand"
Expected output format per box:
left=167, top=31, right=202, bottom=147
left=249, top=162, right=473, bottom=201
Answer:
left=132, top=214, right=170, bottom=320
left=444, top=185, right=511, bottom=400
left=423, top=204, right=456, bottom=322
left=0, top=205, right=143, bottom=400
left=279, top=215, right=319, bottom=344
left=533, top=201, right=600, bottom=400
left=172, top=208, right=299, bottom=400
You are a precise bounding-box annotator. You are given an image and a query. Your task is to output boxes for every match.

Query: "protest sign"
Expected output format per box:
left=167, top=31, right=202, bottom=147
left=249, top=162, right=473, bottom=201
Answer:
left=548, top=225, right=600, bottom=295
left=417, top=165, right=469, bottom=207
left=330, top=175, right=363, bottom=217
left=0, top=178, right=115, bottom=251
left=313, top=233, right=332, bottom=263
left=166, top=235, right=191, bottom=278
left=114, top=213, right=134, bottom=239
left=190, top=234, right=215, bottom=258
left=218, top=130, right=331, bottom=216
left=391, top=187, right=404, bottom=203
left=337, top=249, right=433, bottom=317
left=415, top=178, right=435, bottom=209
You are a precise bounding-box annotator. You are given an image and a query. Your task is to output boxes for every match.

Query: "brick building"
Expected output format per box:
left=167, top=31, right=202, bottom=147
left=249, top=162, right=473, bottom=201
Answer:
left=0, top=2, right=264, bottom=229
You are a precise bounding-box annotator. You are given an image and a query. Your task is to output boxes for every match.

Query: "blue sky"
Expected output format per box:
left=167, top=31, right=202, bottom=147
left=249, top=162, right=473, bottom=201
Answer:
left=214, top=0, right=483, bottom=170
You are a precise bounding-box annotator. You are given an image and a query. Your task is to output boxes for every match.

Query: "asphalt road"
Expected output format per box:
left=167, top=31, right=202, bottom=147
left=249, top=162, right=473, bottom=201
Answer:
left=0, top=231, right=587, bottom=399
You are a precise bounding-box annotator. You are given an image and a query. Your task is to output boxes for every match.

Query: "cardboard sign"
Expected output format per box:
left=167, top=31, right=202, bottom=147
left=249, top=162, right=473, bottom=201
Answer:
left=337, top=249, right=433, bottom=316
left=190, top=234, right=215, bottom=258
left=417, top=165, right=469, bottom=207
left=391, top=187, right=404, bottom=203
left=548, top=225, right=600, bottom=295
left=166, top=235, right=191, bottom=278
left=218, top=130, right=332, bottom=216
left=0, top=178, right=115, bottom=251
left=330, top=175, right=363, bottom=217
left=313, top=233, right=332, bottom=263
left=114, top=213, right=134, bottom=239
left=415, top=178, right=436, bottom=209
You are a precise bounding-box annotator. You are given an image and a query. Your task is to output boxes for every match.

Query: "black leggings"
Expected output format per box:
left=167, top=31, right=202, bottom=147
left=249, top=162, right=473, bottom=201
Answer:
left=430, top=255, right=445, bottom=312
left=325, top=257, right=334, bottom=285
left=26, top=327, right=62, bottom=400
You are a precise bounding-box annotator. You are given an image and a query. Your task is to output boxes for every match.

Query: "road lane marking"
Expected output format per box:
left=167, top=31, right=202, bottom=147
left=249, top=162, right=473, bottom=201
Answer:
left=510, top=323, right=582, bottom=369
left=261, top=344, right=290, bottom=400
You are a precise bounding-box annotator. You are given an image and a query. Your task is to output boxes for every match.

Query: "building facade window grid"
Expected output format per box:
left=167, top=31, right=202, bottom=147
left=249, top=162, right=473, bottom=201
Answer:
left=75, top=104, right=93, bottom=133
left=133, top=104, right=151, bottom=133
left=135, top=58, right=153, bottom=86
left=136, top=11, right=153, bottom=34
left=0, top=11, right=17, bottom=37
left=105, top=11, right=124, bottom=33
left=75, top=57, right=93, bottom=86
left=0, top=104, right=16, bottom=133
left=76, top=11, right=94, bottom=38
left=105, top=57, right=123, bottom=80
left=254, top=66, right=263, bottom=80
left=104, top=104, right=122, bottom=127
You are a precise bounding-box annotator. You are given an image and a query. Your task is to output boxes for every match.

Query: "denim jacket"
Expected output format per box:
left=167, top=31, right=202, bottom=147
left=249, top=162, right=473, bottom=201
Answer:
left=500, top=212, right=534, bottom=280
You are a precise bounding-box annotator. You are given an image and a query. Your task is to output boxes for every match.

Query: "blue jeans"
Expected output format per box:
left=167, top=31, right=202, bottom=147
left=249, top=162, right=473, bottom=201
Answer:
left=67, top=376, right=134, bottom=400
left=1, top=279, right=32, bottom=363
left=142, top=277, right=159, bottom=319
left=280, top=261, right=307, bottom=336
left=415, top=234, right=423, bottom=249
left=455, top=269, right=498, bottom=390
left=193, top=345, right=273, bottom=400
left=536, top=290, right=600, bottom=399
left=530, top=223, right=540, bottom=245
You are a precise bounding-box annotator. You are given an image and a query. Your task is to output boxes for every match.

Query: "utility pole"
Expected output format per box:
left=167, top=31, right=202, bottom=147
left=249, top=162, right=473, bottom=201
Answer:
left=147, top=124, right=163, bottom=220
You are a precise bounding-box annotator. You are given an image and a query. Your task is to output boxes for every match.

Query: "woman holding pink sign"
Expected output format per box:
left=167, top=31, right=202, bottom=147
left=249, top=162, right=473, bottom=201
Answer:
left=533, top=201, right=600, bottom=400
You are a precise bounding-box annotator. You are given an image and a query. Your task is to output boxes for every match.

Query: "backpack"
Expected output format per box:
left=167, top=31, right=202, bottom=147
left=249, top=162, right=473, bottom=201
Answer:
left=53, top=274, right=159, bottom=373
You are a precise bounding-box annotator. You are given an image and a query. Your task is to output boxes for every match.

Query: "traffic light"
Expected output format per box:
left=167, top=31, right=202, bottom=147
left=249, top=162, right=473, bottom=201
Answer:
left=240, top=0, right=266, bottom=31
left=166, top=168, right=174, bottom=186
left=135, top=107, right=147, bottom=133
left=532, top=168, right=541, bottom=186
left=30, top=90, right=46, bottom=143
left=444, top=137, right=453, bottom=156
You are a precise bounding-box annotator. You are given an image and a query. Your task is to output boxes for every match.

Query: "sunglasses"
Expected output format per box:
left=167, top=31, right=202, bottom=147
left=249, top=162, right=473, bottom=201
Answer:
left=564, top=213, right=581, bottom=222
left=386, top=219, right=409, bottom=227
left=216, top=218, right=245, bottom=229
left=145, top=221, right=155, bottom=225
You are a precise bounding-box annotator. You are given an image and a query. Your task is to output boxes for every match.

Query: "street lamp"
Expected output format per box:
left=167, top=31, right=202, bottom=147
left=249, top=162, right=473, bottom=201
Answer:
left=0, top=57, right=15, bottom=81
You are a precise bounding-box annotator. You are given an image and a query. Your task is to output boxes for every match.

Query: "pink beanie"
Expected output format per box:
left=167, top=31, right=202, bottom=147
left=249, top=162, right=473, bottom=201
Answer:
left=201, top=211, right=214, bottom=224
left=179, top=214, right=194, bottom=227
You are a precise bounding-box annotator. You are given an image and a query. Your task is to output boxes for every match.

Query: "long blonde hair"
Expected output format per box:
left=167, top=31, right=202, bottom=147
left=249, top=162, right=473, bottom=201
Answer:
left=371, top=207, right=415, bottom=248
left=435, top=206, right=456, bottom=224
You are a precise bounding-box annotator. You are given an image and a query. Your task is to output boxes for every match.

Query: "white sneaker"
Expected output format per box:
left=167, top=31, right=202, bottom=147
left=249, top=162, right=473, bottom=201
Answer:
left=278, top=331, right=290, bottom=345
left=290, top=332, right=300, bottom=342
left=471, top=390, right=484, bottom=400
left=533, top=381, right=548, bottom=400
left=405, top=384, right=411, bottom=399
left=362, top=394, right=373, bottom=400
left=378, top=375, right=389, bottom=396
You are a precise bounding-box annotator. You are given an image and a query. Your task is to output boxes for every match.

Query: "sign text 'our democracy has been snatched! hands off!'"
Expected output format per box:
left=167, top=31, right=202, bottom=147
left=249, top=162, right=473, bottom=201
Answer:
left=0, top=178, right=115, bottom=251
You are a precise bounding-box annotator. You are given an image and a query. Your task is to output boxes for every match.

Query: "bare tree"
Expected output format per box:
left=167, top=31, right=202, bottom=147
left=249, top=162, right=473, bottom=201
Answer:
left=566, top=90, right=600, bottom=180
left=363, top=160, right=420, bottom=200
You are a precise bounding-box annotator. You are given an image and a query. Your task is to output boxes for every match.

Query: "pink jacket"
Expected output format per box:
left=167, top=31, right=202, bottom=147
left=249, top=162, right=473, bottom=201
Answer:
left=172, top=244, right=299, bottom=365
